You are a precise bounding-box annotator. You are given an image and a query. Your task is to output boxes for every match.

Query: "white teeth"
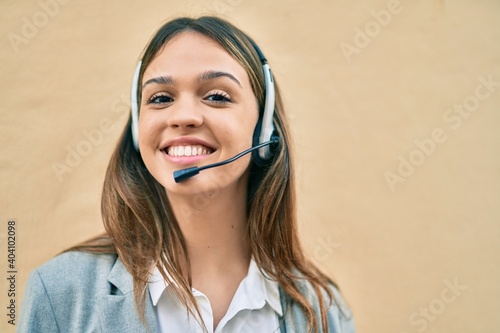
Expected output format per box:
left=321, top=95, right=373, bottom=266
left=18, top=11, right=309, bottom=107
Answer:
left=166, top=145, right=212, bottom=157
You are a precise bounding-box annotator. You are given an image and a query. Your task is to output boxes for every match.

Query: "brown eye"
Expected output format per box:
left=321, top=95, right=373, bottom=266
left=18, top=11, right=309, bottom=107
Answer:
left=206, top=92, right=231, bottom=103
left=148, top=94, right=173, bottom=104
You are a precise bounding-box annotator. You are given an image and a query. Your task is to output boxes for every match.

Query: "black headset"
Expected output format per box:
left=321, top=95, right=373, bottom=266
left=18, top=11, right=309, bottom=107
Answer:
left=130, top=36, right=278, bottom=168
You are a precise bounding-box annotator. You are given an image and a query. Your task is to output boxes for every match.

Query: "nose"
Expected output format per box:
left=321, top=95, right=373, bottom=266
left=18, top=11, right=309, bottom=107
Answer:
left=166, top=96, right=204, bottom=129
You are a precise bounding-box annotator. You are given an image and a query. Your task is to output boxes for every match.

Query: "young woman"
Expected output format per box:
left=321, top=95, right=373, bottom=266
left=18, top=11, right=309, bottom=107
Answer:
left=19, top=16, right=354, bottom=333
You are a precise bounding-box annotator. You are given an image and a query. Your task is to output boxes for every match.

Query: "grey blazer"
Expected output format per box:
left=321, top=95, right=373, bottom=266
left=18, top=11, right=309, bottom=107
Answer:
left=19, top=252, right=354, bottom=332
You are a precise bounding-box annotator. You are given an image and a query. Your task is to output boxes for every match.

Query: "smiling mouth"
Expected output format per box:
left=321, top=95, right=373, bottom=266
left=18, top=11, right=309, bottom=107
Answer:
left=163, top=145, right=216, bottom=157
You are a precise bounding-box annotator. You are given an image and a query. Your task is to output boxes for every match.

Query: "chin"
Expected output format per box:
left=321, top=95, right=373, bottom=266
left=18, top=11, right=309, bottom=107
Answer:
left=166, top=166, right=250, bottom=198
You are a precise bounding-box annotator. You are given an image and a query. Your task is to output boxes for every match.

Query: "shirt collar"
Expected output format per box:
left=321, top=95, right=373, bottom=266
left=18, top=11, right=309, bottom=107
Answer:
left=239, top=258, right=283, bottom=316
left=148, top=265, right=171, bottom=306
left=147, top=258, right=282, bottom=316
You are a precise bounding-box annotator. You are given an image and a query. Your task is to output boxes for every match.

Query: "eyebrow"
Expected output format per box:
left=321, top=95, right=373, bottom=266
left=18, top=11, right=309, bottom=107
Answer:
left=142, top=76, right=173, bottom=89
left=142, top=70, right=242, bottom=89
left=197, top=70, right=242, bottom=88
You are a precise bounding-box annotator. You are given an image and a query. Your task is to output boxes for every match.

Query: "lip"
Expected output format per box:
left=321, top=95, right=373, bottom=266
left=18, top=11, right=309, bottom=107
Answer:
left=161, top=136, right=217, bottom=151
left=160, top=136, right=217, bottom=166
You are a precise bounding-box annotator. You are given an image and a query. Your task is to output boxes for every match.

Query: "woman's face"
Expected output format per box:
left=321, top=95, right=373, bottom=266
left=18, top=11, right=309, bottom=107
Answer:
left=139, top=31, right=259, bottom=197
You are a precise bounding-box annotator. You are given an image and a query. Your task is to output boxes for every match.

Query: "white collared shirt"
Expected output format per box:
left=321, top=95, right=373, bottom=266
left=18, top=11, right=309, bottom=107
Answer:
left=148, top=259, right=283, bottom=333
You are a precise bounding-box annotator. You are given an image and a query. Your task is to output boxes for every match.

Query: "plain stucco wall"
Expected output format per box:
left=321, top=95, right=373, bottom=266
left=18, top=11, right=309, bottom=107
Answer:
left=1, top=0, right=499, bottom=332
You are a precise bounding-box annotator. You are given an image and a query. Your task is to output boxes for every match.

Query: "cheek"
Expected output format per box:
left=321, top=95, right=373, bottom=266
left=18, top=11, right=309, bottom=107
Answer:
left=217, top=116, right=257, bottom=154
left=245, top=112, right=260, bottom=146
left=137, top=113, right=165, bottom=180
left=138, top=112, right=162, bottom=148
left=232, top=100, right=260, bottom=142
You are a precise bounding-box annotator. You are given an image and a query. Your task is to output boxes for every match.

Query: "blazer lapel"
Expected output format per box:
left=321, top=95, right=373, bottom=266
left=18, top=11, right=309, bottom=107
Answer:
left=278, top=286, right=289, bottom=333
left=97, top=257, right=157, bottom=333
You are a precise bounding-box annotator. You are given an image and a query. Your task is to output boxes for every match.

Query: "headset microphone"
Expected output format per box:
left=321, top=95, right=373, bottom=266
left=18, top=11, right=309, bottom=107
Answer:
left=173, top=137, right=279, bottom=183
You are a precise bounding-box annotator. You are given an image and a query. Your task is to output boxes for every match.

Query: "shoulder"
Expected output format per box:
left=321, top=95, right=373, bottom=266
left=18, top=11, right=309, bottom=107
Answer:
left=35, top=251, right=117, bottom=281
left=32, top=251, right=117, bottom=292
left=24, top=251, right=118, bottom=299
left=281, top=279, right=356, bottom=333
left=19, top=251, right=120, bottom=332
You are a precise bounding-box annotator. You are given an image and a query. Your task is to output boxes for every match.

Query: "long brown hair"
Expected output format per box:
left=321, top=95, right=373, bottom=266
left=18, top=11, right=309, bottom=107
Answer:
left=68, top=16, right=341, bottom=333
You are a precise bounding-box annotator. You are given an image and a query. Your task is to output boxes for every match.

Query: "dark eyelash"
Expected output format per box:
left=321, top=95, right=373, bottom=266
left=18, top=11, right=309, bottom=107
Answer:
left=207, top=92, right=231, bottom=103
left=147, top=93, right=172, bottom=105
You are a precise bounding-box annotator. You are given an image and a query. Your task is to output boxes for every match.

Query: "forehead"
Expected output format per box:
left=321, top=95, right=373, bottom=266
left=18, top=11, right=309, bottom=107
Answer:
left=142, top=31, right=249, bottom=84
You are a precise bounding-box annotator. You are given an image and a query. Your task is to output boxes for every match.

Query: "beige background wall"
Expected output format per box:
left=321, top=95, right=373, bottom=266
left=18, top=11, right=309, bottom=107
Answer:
left=1, top=0, right=499, bottom=332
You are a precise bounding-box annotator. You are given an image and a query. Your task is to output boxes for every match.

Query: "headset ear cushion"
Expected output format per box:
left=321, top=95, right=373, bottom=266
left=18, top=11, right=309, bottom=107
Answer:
left=252, top=118, right=279, bottom=167
left=252, top=118, right=266, bottom=167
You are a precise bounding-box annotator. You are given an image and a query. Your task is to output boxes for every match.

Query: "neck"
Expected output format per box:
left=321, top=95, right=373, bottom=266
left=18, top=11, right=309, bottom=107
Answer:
left=167, top=178, right=251, bottom=282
